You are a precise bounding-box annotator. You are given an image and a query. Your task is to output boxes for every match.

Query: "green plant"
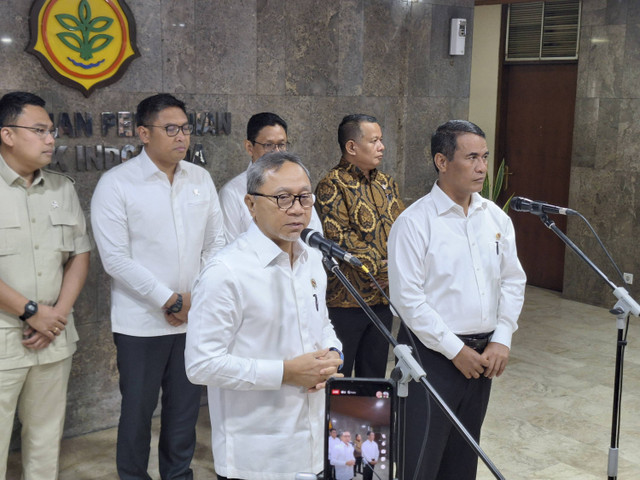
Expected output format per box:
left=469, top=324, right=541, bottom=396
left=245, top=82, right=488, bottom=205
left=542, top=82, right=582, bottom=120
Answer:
left=481, top=159, right=513, bottom=212
left=56, top=0, right=114, bottom=61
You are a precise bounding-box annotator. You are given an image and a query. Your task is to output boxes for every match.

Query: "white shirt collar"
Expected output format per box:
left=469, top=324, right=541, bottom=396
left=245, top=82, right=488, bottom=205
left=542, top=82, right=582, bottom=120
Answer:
left=431, top=181, right=487, bottom=217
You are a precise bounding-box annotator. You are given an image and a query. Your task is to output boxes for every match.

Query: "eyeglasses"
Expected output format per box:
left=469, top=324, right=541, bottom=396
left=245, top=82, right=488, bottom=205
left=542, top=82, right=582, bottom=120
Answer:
left=252, top=141, right=290, bottom=152
left=249, top=192, right=315, bottom=210
left=144, top=124, right=194, bottom=137
left=3, top=125, right=59, bottom=139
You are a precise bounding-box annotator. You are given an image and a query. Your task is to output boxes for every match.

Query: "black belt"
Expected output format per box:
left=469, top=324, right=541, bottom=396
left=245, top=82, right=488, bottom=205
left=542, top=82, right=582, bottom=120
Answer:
left=457, top=331, right=494, bottom=352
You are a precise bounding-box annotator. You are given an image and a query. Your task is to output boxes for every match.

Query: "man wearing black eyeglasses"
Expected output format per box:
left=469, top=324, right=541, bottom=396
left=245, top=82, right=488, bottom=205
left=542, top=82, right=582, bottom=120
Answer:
left=91, top=93, right=225, bottom=480
left=186, top=152, right=343, bottom=480
left=218, top=112, right=322, bottom=242
left=0, top=91, right=91, bottom=479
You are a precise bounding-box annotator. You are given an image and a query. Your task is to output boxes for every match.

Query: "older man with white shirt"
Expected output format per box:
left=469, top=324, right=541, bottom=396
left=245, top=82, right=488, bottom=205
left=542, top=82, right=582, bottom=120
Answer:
left=186, top=152, right=343, bottom=480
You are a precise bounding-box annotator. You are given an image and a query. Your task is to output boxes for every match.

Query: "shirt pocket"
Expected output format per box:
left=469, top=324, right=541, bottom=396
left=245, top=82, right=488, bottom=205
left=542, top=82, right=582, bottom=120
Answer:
left=487, top=239, right=504, bottom=281
left=49, top=209, right=77, bottom=252
left=0, top=328, right=24, bottom=358
left=0, top=211, right=20, bottom=256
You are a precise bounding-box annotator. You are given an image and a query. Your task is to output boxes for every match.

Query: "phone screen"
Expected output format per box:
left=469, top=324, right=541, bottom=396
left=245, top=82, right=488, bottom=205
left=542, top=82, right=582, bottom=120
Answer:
left=324, top=377, right=395, bottom=480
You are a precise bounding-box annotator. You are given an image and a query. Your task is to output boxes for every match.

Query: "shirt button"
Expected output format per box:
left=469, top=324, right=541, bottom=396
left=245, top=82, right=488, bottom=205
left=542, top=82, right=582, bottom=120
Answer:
left=34, top=245, right=39, bottom=250
left=37, top=272, right=42, bottom=277
left=32, top=218, right=36, bottom=223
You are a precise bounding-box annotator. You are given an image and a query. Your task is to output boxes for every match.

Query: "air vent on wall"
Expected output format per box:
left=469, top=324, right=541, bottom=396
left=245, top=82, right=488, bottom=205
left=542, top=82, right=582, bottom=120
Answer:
left=506, top=0, right=581, bottom=62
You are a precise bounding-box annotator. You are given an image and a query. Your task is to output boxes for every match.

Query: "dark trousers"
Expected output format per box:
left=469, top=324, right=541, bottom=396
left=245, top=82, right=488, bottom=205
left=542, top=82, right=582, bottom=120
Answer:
left=114, top=333, right=202, bottom=480
left=354, top=455, right=362, bottom=474
left=400, top=330, right=492, bottom=480
left=362, top=463, right=375, bottom=480
left=328, top=304, right=393, bottom=378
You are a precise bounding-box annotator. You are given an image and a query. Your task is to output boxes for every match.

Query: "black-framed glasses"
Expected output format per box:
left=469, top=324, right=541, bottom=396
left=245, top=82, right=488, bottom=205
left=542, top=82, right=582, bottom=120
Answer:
left=2, top=125, right=59, bottom=139
left=144, top=124, right=194, bottom=137
left=249, top=192, right=315, bottom=210
left=251, top=141, right=290, bottom=152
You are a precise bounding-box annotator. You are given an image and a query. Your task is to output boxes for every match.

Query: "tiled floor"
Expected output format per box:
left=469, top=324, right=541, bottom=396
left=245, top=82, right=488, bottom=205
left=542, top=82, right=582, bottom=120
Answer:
left=7, top=287, right=640, bottom=479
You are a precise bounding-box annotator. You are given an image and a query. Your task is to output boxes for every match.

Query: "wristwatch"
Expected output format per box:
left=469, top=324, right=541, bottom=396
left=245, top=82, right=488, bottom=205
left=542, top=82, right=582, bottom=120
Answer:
left=19, top=300, right=38, bottom=321
left=329, top=347, right=344, bottom=371
left=166, top=293, right=183, bottom=314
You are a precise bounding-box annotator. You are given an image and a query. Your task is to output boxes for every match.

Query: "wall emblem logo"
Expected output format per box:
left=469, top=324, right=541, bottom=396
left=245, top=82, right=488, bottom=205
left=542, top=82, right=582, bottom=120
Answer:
left=27, top=0, right=139, bottom=97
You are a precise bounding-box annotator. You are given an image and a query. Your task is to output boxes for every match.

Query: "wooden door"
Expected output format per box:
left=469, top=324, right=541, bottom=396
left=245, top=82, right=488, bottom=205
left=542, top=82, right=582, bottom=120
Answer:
left=497, top=63, right=577, bottom=291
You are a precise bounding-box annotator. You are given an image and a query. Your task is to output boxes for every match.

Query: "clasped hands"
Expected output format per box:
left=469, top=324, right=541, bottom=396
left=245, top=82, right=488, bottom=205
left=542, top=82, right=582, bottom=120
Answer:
left=452, top=342, right=510, bottom=380
left=22, top=304, right=68, bottom=350
left=283, top=348, right=344, bottom=392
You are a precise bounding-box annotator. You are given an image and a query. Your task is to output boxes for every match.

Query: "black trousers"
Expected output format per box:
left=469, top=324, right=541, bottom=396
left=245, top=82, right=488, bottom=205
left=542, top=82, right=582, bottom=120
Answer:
left=363, top=462, right=375, bottom=480
left=114, top=333, right=202, bottom=480
left=328, top=304, right=393, bottom=378
left=400, top=330, right=492, bottom=480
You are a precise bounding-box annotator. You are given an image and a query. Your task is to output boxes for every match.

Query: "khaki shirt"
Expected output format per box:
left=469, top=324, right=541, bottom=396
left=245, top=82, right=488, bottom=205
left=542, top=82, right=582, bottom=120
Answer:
left=0, top=154, right=91, bottom=369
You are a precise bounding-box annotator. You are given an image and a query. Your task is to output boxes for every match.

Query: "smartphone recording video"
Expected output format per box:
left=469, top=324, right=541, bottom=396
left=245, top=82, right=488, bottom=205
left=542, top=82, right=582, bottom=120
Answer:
left=324, top=377, right=395, bottom=480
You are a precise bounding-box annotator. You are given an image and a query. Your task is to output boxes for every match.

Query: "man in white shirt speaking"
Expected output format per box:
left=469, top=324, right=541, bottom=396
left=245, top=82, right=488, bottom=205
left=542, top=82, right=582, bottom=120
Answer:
left=388, top=120, right=526, bottom=480
left=218, top=112, right=322, bottom=242
left=331, top=431, right=355, bottom=480
left=91, top=93, right=225, bottom=480
left=186, top=151, right=343, bottom=480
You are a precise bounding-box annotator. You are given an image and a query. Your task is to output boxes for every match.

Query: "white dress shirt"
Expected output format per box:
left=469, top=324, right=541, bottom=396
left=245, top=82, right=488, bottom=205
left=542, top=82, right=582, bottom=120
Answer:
left=185, top=222, right=341, bottom=480
left=331, top=442, right=355, bottom=480
left=388, top=182, right=526, bottom=359
left=91, top=148, right=225, bottom=336
left=361, top=439, right=379, bottom=464
left=219, top=167, right=323, bottom=243
left=328, top=435, right=341, bottom=460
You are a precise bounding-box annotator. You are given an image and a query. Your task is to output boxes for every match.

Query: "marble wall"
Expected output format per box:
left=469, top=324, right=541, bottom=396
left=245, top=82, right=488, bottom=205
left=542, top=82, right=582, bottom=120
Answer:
left=1, top=0, right=475, bottom=441
left=564, top=0, right=640, bottom=309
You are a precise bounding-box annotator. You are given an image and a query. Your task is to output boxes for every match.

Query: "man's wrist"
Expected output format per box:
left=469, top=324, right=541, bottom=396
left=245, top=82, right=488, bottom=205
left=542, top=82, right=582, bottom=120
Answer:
left=329, top=347, right=344, bottom=371
left=19, top=300, right=38, bottom=321
left=166, top=293, right=183, bottom=314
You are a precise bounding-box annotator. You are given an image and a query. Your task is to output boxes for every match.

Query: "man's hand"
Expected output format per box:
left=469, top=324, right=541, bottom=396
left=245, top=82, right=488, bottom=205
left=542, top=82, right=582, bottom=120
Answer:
left=22, top=327, right=52, bottom=350
left=26, top=304, right=67, bottom=340
left=164, top=311, right=186, bottom=327
left=452, top=345, right=490, bottom=379
left=346, top=460, right=355, bottom=466
left=481, top=342, right=510, bottom=379
left=283, top=348, right=344, bottom=391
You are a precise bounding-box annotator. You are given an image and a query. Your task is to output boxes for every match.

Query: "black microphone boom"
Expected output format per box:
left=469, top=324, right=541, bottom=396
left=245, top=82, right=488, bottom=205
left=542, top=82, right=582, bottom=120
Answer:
left=510, top=196, right=577, bottom=216
left=300, top=228, right=364, bottom=268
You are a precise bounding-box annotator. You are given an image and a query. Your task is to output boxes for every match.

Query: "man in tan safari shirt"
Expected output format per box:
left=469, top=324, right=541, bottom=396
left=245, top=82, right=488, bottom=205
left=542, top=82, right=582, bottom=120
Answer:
left=0, top=91, right=91, bottom=480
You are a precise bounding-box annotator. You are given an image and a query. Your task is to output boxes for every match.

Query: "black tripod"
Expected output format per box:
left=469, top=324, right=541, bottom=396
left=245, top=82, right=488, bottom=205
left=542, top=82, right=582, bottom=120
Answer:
left=534, top=213, right=640, bottom=479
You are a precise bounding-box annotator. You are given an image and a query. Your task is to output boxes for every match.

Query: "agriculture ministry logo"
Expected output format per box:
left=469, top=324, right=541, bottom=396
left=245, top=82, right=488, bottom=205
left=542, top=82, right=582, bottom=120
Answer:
left=27, top=0, right=139, bottom=97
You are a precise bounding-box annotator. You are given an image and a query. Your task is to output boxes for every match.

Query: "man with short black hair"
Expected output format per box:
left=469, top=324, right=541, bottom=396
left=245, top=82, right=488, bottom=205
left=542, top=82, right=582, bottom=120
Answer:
left=315, top=114, right=404, bottom=378
left=0, top=91, right=91, bottom=479
left=388, top=120, right=526, bottom=479
left=92, top=93, right=225, bottom=479
left=186, top=151, right=343, bottom=480
left=361, top=431, right=379, bottom=480
left=219, top=112, right=321, bottom=242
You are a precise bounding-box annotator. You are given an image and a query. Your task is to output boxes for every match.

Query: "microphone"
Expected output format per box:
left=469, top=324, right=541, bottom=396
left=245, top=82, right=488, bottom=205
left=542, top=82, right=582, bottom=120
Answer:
left=510, top=196, right=577, bottom=216
left=301, top=228, right=364, bottom=268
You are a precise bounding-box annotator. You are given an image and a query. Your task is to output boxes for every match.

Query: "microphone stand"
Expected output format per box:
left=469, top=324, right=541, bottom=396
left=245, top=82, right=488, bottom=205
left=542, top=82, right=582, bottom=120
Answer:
left=321, top=254, right=506, bottom=480
left=535, top=213, right=640, bottom=479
